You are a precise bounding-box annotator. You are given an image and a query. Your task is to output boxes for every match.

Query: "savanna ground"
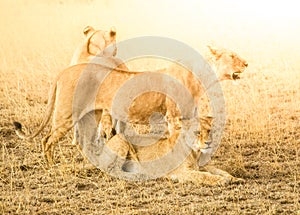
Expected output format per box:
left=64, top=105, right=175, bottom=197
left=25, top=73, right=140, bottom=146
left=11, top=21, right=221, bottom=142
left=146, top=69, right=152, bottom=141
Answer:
left=0, top=1, right=299, bottom=214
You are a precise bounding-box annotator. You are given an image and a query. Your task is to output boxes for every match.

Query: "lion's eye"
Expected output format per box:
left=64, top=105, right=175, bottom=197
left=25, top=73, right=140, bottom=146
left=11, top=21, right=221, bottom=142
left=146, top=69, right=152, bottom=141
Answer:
left=193, top=130, right=201, bottom=136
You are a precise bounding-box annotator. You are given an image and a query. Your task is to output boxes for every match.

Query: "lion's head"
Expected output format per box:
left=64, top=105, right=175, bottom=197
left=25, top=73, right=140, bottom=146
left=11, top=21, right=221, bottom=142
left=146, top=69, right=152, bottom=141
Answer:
left=83, top=25, right=117, bottom=57
left=70, top=26, right=117, bottom=65
left=208, top=46, right=248, bottom=81
left=186, top=116, right=213, bottom=153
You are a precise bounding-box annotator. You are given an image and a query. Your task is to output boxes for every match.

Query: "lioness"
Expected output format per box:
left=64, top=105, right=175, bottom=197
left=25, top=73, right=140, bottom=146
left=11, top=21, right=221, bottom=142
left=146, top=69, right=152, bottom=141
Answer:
left=105, top=115, right=243, bottom=185
left=13, top=48, right=247, bottom=164
left=70, top=25, right=118, bottom=65
left=69, top=25, right=128, bottom=145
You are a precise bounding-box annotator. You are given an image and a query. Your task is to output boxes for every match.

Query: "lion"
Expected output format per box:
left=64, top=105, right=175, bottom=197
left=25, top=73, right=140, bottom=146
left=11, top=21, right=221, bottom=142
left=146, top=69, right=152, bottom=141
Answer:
left=70, top=25, right=118, bottom=65
left=13, top=47, right=248, bottom=164
left=69, top=25, right=125, bottom=145
left=113, top=46, right=248, bottom=137
left=105, top=115, right=244, bottom=185
left=206, top=46, right=248, bottom=81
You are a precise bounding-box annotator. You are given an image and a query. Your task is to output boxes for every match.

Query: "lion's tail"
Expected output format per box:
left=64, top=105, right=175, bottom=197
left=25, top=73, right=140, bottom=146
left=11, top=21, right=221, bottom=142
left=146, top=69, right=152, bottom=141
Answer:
left=13, top=82, right=57, bottom=140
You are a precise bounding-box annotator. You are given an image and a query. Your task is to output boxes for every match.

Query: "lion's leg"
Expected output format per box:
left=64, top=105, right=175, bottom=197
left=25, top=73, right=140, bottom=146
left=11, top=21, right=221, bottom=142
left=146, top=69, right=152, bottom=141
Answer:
left=127, top=142, right=139, bottom=162
left=203, top=165, right=245, bottom=184
left=168, top=169, right=231, bottom=186
left=115, top=120, right=126, bottom=134
left=71, top=125, right=78, bottom=145
left=165, top=111, right=181, bottom=138
left=41, top=133, right=52, bottom=164
left=104, top=134, right=140, bottom=173
left=165, top=98, right=181, bottom=138
left=74, top=109, right=102, bottom=145
left=106, top=134, right=130, bottom=159
left=42, top=136, right=55, bottom=165
left=42, top=120, right=73, bottom=165
left=101, top=109, right=114, bottom=141
left=121, top=140, right=140, bottom=173
left=72, top=110, right=102, bottom=146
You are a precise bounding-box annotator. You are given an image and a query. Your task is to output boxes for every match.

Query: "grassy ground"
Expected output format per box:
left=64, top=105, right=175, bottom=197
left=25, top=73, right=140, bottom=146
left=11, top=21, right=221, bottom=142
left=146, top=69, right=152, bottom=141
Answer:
left=0, top=1, right=299, bottom=214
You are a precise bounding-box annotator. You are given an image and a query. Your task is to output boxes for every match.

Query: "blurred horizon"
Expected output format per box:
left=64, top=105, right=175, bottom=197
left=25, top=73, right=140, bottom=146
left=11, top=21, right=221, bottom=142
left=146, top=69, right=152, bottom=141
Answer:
left=1, top=0, right=299, bottom=68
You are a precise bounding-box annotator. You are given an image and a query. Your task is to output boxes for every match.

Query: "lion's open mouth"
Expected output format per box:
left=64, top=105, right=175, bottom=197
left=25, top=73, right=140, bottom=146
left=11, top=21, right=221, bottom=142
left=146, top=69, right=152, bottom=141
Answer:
left=232, top=72, right=242, bottom=80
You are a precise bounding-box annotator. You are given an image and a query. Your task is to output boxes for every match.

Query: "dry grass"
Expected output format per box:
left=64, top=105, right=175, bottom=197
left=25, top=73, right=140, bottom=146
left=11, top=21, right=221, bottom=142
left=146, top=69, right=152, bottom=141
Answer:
left=0, top=1, right=299, bottom=214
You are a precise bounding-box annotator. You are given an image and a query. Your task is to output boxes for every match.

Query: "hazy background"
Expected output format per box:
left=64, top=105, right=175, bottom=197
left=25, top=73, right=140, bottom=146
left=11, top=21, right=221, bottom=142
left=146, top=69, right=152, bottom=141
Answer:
left=1, top=0, right=300, bottom=68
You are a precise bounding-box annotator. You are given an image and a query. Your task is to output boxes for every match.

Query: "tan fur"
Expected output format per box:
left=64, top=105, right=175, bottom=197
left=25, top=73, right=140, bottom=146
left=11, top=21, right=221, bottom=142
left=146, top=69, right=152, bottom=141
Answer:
left=165, top=117, right=243, bottom=185
left=207, top=46, right=248, bottom=80
left=69, top=26, right=119, bottom=145
left=105, top=116, right=244, bottom=185
left=106, top=134, right=139, bottom=162
left=70, top=26, right=117, bottom=65
left=13, top=48, right=247, bottom=164
left=99, top=109, right=114, bottom=141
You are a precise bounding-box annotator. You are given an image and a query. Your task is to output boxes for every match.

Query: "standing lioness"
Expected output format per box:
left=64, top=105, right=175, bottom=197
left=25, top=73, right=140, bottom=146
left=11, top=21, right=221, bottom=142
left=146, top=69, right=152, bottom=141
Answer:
left=14, top=47, right=247, bottom=164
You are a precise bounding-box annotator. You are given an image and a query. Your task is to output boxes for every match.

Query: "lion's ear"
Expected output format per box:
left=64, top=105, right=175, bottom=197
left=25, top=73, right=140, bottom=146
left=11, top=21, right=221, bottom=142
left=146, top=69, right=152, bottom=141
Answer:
left=207, top=45, right=221, bottom=58
left=110, top=27, right=116, bottom=38
left=83, top=26, right=94, bottom=36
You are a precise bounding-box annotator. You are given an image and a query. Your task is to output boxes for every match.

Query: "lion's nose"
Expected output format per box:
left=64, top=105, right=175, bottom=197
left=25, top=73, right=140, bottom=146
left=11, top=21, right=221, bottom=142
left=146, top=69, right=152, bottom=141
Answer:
left=244, top=62, right=248, bottom=67
left=205, top=141, right=212, bottom=147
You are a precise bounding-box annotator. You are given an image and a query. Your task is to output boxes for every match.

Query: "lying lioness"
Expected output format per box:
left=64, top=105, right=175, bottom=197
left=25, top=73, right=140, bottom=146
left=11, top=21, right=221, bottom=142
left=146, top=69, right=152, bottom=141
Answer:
left=103, top=115, right=244, bottom=185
